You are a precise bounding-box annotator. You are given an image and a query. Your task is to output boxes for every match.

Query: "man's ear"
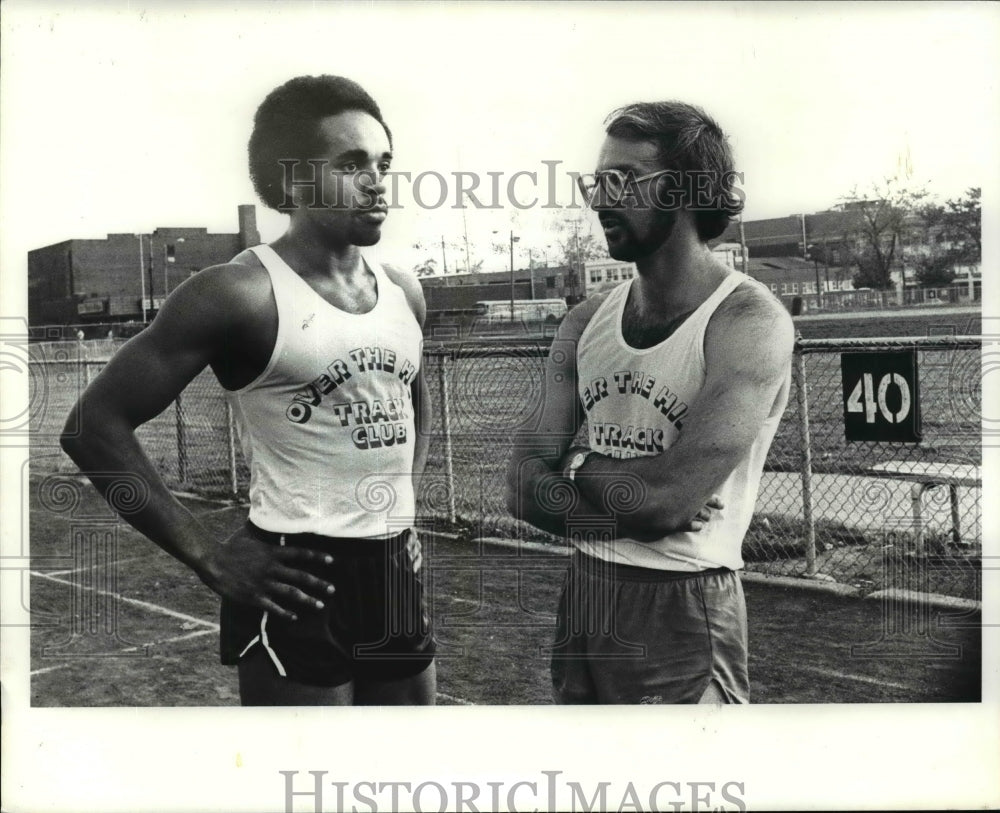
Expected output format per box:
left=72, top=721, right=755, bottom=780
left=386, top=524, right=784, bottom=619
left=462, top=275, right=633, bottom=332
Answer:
left=276, top=178, right=300, bottom=212
left=651, top=169, right=685, bottom=212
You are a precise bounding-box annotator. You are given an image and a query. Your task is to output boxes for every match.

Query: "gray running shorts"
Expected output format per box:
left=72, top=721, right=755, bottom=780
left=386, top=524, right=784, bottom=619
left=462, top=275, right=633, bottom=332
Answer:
left=551, top=550, right=749, bottom=704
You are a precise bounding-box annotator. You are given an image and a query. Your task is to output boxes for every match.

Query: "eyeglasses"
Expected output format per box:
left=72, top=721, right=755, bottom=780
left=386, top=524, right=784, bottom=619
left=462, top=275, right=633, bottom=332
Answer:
left=576, top=169, right=673, bottom=207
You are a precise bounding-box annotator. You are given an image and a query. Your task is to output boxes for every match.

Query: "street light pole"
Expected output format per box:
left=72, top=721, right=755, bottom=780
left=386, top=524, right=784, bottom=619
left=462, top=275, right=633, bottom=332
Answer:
left=163, top=237, right=185, bottom=298
left=738, top=214, right=748, bottom=274
left=813, top=254, right=823, bottom=311
left=509, top=231, right=519, bottom=321
left=137, top=234, right=147, bottom=322
left=528, top=248, right=535, bottom=300
left=146, top=236, right=155, bottom=318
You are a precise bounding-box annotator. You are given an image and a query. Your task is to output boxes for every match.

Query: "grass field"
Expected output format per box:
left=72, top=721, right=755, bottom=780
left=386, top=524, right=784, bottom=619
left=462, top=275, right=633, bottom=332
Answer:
left=28, top=478, right=981, bottom=706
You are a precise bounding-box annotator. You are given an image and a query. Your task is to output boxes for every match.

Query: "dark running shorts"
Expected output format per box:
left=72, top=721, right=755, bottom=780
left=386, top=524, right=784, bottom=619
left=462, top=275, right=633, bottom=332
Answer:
left=551, top=550, right=749, bottom=704
left=220, top=522, right=435, bottom=687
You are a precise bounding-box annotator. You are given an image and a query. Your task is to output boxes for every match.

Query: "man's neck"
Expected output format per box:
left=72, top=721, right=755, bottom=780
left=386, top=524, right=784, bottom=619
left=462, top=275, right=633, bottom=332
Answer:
left=273, top=221, right=365, bottom=280
left=631, top=236, right=729, bottom=320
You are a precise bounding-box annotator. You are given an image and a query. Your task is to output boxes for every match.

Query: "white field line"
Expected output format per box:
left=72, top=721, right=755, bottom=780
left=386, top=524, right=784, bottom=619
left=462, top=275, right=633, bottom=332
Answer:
left=43, top=554, right=152, bottom=577
left=789, top=662, right=916, bottom=692
left=30, top=570, right=216, bottom=629
left=435, top=691, right=475, bottom=705
left=30, top=627, right=219, bottom=677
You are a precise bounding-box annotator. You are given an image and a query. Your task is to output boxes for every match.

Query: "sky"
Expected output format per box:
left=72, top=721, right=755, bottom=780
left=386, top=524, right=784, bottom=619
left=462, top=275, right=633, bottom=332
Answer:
left=1, top=0, right=998, bottom=295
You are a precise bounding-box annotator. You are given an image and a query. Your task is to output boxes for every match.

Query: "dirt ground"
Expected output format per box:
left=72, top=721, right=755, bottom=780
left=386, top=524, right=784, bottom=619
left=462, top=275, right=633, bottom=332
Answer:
left=28, top=481, right=980, bottom=706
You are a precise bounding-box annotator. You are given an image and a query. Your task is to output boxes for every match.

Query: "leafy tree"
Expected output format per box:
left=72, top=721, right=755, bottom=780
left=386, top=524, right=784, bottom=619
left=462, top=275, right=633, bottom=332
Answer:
left=412, top=258, right=438, bottom=278
left=913, top=250, right=956, bottom=287
left=911, top=187, right=980, bottom=287
left=939, top=187, right=981, bottom=265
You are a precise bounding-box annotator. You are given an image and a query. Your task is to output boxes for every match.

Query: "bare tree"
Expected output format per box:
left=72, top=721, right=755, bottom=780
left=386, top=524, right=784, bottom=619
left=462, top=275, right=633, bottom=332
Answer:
left=839, top=179, right=927, bottom=290
left=544, top=211, right=607, bottom=301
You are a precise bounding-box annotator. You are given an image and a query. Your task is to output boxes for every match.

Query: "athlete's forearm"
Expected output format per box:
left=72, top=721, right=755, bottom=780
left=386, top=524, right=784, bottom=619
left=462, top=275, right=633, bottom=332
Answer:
left=60, top=416, right=218, bottom=577
left=506, top=454, right=612, bottom=538
left=572, top=453, right=714, bottom=541
left=411, top=373, right=431, bottom=488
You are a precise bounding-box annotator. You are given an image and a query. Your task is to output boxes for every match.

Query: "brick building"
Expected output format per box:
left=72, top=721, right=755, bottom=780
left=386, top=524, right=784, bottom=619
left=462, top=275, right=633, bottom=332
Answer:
left=714, top=209, right=854, bottom=262
left=28, top=205, right=261, bottom=326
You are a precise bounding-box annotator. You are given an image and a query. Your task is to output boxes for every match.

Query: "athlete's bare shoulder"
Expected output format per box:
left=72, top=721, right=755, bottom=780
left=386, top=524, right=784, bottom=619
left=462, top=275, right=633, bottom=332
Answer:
left=558, top=289, right=613, bottom=342
left=167, top=250, right=270, bottom=318
left=708, top=274, right=794, bottom=366
left=144, top=249, right=277, bottom=360
left=380, top=261, right=426, bottom=326
left=718, top=274, right=792, bottom=329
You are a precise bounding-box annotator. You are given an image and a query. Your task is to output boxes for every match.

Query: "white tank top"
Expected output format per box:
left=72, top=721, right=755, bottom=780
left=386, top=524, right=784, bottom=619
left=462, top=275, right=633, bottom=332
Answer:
left=226, top=244, right=423, bottom=539
left=574, top=271, right=789, bottom=571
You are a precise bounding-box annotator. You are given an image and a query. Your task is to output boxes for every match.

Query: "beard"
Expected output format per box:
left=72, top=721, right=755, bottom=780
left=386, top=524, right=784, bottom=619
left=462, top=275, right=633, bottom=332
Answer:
left=601, top=208, right=677, bottom=263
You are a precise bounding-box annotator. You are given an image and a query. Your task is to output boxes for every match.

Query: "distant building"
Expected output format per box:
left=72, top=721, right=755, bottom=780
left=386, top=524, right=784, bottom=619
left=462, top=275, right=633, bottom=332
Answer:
left=419, top=264, right=579, bottom=312
left=580, top=258, right=636, bottom=297
left=714, top=210, right=854, bottom=261
left=28, top=205, right=261, bottom=326
left=582, top=243, right=742, bottom=296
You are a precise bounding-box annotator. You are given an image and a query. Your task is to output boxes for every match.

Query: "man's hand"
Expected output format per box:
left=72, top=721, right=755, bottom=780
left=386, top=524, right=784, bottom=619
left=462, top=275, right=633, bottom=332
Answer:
left=685, top=494, right=724, bottom=532
left=560, top=448, right=724, bottom=532
left=197, top=526, right=337, bottom=621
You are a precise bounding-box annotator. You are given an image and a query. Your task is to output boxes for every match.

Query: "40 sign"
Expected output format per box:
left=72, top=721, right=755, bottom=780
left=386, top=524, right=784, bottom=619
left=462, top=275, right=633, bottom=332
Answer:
left=840, top=349, right=921, bottom=443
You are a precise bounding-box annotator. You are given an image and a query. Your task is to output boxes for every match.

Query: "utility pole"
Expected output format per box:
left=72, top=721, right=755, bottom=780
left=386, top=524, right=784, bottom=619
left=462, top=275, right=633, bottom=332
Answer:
left=441, top=235, right=447, bottom=275
left=738, top=214, right=749, bottom=274
left=812, top=252, right=823, bottom=311
left=461, top=194, right=471, bottom=274
left=509, top=231, right=520, bottom=321
left=137, top=234, right=147, bottom=322
left=823, top=236, right=831, bottom=295
left=146, top=235, right=155, bottom=318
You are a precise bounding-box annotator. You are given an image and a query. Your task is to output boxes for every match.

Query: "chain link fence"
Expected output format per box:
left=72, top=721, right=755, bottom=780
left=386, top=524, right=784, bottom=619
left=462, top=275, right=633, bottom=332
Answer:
left=29, top=335, right=981, bottom=600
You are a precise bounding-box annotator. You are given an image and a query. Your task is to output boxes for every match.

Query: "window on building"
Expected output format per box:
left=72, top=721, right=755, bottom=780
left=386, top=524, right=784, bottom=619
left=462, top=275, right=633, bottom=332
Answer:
left=609, top=268, right=619, bottom=281
left=589, top=270, right=603, bottom=284
left=770, top=284, right=778, bottom=294
left=546, top=276, right=556, bottom=288
left=790, top=282, right=799, bottom=294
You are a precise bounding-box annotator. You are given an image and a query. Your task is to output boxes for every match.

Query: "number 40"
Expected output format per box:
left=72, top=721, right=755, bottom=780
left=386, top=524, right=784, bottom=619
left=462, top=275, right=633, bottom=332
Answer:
left=846, top=372, right=911, bottom=424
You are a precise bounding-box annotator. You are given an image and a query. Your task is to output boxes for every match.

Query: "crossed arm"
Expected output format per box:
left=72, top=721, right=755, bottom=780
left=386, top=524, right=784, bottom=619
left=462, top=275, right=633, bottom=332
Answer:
left=506, top=285, right=793, bottom=541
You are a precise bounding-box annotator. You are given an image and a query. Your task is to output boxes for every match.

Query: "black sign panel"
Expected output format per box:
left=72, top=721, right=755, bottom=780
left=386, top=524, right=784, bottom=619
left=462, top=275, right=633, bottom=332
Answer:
left=841, top=350, right=921, bottom=443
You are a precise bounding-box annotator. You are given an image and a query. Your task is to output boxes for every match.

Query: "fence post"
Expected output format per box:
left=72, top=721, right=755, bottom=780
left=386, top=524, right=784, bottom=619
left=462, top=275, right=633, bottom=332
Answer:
left=175, top=393, right=188, bottom=485
left=436, top=352, right=457, bottom=524
left=794, top=342, right=818, bottom=576
left=225, top=400, right=238, bottom=499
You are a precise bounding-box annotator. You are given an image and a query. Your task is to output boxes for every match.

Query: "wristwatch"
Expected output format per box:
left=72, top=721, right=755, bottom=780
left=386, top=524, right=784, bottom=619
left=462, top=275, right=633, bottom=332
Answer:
left=565, top=450, right=594, bottom=482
